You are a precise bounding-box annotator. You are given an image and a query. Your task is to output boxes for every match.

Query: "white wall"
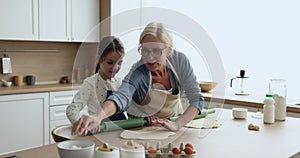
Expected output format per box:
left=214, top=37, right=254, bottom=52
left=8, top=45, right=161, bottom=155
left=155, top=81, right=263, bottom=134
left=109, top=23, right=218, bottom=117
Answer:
left=110, top=0, right=142, bottom=78
left=111, top=0, right=300, bottom=102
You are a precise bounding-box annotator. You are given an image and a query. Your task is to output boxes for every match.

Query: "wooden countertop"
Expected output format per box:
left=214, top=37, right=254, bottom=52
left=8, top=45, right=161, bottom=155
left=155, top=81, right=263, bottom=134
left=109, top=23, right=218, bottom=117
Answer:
left=0, top=84, right=81, bottom=95
left=202, top=92, right=300, bottom=113
left=1, top=108, right=300, bottom=158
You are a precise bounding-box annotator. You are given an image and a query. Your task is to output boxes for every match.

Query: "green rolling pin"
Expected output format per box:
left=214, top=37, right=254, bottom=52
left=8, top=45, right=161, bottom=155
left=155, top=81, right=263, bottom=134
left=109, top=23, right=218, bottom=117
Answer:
left=97, top=109, right=216, bottom=133
left=168, top=109, right=216, bottom=121
left=100, top=118, right=147, bottom=132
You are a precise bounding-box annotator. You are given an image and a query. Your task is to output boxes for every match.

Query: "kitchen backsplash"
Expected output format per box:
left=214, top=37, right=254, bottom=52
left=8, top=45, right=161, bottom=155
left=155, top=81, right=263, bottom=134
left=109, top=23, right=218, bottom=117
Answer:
left=0, top=40, right=98, bottom=84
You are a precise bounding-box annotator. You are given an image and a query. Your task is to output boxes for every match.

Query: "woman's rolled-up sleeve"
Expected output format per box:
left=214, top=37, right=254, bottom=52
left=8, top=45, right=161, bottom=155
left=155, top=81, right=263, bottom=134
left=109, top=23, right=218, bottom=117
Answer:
left=107, top=61, right=149, bottom=114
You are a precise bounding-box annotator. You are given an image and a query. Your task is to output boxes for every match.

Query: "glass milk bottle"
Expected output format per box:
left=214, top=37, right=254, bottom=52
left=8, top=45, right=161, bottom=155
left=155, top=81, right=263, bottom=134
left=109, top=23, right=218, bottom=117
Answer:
left=263, top=94, right=275, bottom=124
left=269, top=79, right=287, bottom=121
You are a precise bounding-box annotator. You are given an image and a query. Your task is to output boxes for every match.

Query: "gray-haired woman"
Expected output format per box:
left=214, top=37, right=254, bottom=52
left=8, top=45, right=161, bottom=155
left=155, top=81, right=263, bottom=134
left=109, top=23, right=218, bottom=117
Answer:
left=72, top=22, right=204, bottom=135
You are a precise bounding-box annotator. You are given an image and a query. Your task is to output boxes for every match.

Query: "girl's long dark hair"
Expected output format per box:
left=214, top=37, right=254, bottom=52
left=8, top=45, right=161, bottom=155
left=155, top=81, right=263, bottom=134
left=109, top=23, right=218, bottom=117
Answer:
left=95, top=36, right=125, bottom=73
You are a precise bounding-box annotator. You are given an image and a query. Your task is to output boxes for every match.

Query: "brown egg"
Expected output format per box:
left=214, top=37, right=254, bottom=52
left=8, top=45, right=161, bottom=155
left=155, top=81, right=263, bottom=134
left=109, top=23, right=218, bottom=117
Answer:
left=185, top=143, right=194, bottom=149
left=172, top=147, right=181, bottom=154
left=148, top=146, right=157, bottom=154
left=183, top=147, right=195, bottom=155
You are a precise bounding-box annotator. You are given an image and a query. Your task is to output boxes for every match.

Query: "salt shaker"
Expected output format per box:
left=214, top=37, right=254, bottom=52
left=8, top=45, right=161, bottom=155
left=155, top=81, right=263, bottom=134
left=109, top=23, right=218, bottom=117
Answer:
left=269, top=79, right=287, bottom=121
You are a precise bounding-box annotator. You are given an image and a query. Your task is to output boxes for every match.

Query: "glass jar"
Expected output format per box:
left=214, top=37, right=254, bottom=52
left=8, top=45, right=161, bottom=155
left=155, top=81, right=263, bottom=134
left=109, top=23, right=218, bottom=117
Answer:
left=269, top=79, right=287, bottom=121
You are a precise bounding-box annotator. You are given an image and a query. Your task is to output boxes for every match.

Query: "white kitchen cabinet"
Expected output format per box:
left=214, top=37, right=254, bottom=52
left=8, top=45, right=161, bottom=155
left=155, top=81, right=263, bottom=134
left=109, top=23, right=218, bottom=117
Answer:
left=49, top=90, right=75, bottom=143
left=49, top=90, right=77, bottom=106
left=0, top=92, right=49, bottom=155
left=49, top=105, right=71, bottom=144
left=38, top=0, right=70, bottom=41
left=0, top=0, right=39, bottom=40
left=39, top=0, right=100, bottom=42
left=70, top=0, right=100, bottom=42
left=0, top=0, right=99, bottom=42
left=49, top=90, right=88, bottom=143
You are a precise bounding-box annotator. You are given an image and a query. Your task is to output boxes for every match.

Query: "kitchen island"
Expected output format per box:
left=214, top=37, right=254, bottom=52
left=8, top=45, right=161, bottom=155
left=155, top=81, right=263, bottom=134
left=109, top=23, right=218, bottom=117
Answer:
left=1, top=108, right=300, bottom=158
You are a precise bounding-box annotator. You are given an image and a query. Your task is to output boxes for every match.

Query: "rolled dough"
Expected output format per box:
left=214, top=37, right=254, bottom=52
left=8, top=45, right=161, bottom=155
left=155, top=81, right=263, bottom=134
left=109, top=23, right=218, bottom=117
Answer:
left=185, top=117, right=221, bottom=129
left=120, top=126, right=176, bottom=140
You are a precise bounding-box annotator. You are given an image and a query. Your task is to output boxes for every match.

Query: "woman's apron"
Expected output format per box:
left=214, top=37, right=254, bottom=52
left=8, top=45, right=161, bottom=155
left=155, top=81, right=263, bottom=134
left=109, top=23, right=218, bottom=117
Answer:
left=137, top=60, right=184, bottom=118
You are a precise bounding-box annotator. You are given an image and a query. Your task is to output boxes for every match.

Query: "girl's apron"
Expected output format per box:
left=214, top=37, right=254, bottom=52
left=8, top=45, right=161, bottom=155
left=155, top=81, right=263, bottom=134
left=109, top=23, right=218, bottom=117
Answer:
left=138, top=60, right=183, bottom=118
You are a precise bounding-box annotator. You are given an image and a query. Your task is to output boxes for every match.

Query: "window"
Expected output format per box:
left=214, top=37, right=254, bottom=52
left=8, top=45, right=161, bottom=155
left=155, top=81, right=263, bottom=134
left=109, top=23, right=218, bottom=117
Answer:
left=112, top=0, right=300, bottom=102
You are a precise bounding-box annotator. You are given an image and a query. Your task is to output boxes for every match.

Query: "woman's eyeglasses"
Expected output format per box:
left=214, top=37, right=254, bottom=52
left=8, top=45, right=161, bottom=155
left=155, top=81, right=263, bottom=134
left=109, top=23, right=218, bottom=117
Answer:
left=138, top=46, right=167, bottom=58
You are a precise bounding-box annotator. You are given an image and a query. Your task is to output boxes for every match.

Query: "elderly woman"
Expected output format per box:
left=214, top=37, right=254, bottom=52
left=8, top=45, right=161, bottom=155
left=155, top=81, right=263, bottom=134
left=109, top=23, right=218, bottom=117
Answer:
left=72, top=22, right=204, bottom=135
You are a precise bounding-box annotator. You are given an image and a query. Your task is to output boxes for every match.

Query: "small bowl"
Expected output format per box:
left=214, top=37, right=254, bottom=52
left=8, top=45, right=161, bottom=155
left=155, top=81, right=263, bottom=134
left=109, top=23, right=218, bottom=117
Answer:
left=232, top=108, right=248, bottom=119
left=3, top=81, right=12, bottom=87
left=120, top=147, right=145, bottom=158
left=198, top=81, right=217, bottom=92
left=57, top=140, right=95, bottom=158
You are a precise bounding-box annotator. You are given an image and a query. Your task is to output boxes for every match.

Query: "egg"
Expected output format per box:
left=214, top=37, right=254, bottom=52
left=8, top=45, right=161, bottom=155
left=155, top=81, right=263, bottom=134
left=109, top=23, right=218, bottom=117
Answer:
left=172, top=147, right=181, bottom=154
left=185, top=143, right=194, bottom=149
left=183, top=147, right=195, bottom=155
left=147, top=146, right=157, bottom=154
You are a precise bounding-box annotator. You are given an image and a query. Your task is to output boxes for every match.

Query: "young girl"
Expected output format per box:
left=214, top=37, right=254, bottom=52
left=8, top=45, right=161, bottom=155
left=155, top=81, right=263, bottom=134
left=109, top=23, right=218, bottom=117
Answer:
left=66, top=36, right=127, bottom=124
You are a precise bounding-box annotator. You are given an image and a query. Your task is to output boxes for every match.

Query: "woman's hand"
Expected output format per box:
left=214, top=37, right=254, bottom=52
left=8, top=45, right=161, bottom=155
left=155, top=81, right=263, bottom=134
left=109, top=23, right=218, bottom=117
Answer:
left=146, top=106, right=199, bottom=131
left=71, top=114, right=102, bottom=135
left=147, top=116, right=180, bottom=131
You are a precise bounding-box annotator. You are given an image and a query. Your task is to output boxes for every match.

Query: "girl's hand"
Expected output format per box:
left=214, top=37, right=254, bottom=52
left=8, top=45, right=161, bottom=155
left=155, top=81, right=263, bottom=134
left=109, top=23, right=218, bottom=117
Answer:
left=71, top=114, right=102, bottom=135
